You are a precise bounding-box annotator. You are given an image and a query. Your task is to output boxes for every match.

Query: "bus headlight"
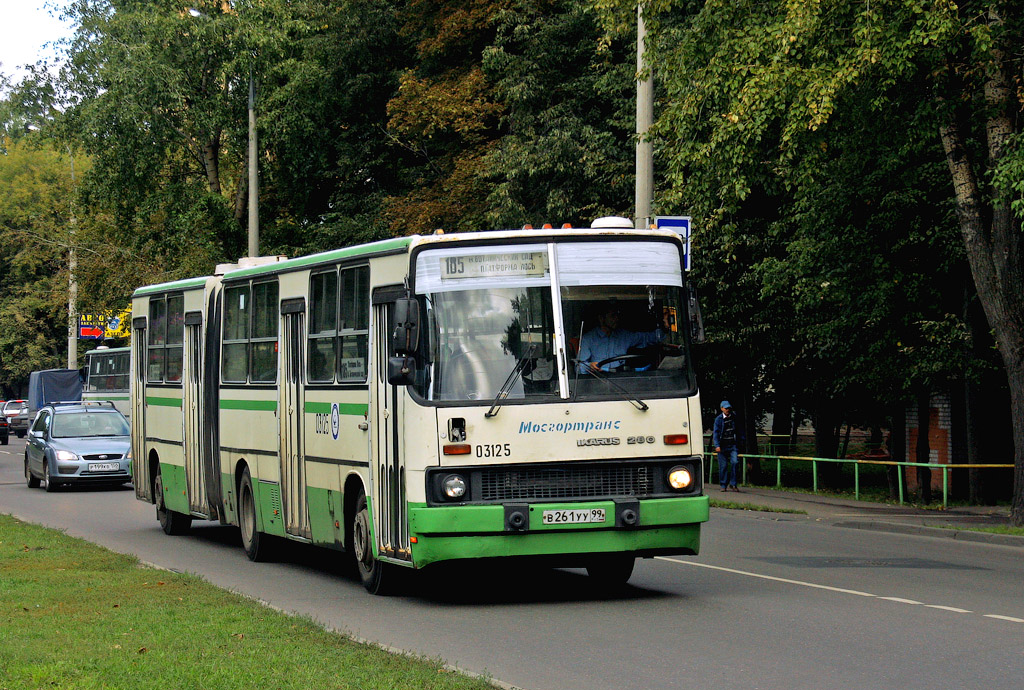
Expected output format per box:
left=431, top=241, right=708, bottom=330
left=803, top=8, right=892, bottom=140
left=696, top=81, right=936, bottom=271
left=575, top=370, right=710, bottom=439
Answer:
left=667, top=466, right=693, bottom=490
left=442, top=474, right=467, bottom=500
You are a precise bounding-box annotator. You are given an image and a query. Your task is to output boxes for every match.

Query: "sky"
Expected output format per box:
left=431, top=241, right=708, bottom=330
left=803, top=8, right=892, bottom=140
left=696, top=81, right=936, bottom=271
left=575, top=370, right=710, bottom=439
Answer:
left=0, top=1, right=75, bottom=83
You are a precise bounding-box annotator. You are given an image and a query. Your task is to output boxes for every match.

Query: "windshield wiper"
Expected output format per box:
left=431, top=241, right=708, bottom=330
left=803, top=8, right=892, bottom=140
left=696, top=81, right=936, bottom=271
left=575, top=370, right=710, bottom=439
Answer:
left=485, top=345, right=536, bottom=418
left=572, top=360, right=649, bottom=412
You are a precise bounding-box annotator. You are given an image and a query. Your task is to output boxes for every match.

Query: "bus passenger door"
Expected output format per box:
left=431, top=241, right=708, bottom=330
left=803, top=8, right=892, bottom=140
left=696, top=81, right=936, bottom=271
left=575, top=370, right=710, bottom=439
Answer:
left=280, top=303, right=310, bottom=539
left=131, top=324, right=151, bottom=502
left=371, top=296, right=410, bottom=561
left=183, top=314, right=208, bottom=516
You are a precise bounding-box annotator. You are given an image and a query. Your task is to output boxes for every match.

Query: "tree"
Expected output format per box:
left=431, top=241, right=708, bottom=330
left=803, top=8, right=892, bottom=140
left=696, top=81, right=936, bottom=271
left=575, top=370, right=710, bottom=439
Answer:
left=0, top=138, right=85, bottom=389
left=482, top=0, right=636, bottom=228
left=623, top=0, right=1024, bottom=518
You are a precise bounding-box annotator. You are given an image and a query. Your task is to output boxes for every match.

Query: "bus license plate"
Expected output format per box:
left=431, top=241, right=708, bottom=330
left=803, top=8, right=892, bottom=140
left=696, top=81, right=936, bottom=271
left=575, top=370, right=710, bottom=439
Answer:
left=89, top=463, right=119, bottom=472
left=542, top=509, right=606, bottom=525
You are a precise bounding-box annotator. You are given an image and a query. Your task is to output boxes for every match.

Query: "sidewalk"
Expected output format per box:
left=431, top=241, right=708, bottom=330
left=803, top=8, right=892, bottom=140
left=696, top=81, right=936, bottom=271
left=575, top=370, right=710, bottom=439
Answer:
left=714, top=484, right=1023, bottom=548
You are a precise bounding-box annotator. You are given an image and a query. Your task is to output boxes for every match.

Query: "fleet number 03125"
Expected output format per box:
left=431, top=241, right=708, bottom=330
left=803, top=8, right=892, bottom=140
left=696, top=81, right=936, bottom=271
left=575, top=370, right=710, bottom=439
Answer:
left=476, top=443, right=511, bottom=458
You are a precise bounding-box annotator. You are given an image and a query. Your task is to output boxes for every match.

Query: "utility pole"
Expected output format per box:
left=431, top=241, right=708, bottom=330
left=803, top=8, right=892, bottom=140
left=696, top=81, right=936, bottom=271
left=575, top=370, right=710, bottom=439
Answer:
left=67, top=151, right=78, bottom=370
left=248, top=69, right=259, bottom=258
left=635, top=3, right=653, bottom=230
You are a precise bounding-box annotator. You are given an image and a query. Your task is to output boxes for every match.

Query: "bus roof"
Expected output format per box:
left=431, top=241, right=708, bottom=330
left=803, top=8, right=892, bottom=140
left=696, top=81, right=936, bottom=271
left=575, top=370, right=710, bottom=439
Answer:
left=84, top=346, right=131, bottom=355
left=132, top=276, right=210, bottom=298
left=132, top=226, right=684, bottom=292
left=222, top=236, right=415, bottom=281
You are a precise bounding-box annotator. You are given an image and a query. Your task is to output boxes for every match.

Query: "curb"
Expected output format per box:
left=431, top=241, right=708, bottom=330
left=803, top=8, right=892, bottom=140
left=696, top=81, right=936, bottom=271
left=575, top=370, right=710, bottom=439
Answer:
left=833, top=520, right=1024, bottom=548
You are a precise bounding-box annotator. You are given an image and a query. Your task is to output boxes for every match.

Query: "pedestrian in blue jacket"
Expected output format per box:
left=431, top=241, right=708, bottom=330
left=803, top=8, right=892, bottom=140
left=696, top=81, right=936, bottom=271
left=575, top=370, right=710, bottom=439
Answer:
left=712, top=400, right=745, bottom=491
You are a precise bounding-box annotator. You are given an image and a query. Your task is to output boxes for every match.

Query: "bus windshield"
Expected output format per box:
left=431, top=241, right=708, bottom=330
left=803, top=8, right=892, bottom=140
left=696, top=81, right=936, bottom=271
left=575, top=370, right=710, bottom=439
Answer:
left=412, top=239, right=694, bottom=404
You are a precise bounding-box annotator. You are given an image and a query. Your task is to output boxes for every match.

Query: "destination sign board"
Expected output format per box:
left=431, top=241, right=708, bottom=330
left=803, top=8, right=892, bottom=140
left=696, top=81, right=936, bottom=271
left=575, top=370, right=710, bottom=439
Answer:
left=439, top=251, right=548, bottom=280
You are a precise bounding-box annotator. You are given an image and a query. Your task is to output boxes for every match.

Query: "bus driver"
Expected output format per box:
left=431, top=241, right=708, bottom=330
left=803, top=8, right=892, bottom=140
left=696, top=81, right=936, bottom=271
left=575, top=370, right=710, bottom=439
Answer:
left=577, top=303, right=671, bottom=372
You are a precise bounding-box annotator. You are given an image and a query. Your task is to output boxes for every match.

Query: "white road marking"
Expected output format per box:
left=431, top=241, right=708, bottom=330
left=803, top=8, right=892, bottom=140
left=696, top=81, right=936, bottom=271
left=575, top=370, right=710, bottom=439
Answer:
left=657, top=557, right=1018, bottom=624
left=926, top=605, right=973, bottom=613
left=878, top=597, right=923, bottom=605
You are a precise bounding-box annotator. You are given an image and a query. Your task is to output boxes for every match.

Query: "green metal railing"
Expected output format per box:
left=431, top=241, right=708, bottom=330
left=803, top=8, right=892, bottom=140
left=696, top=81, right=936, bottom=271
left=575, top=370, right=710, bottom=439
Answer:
left=704, top=451, right=1013, bottom=509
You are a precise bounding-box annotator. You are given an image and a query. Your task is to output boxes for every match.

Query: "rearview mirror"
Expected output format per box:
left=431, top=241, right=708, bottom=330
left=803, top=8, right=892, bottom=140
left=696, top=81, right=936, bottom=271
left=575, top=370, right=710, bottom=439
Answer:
left=392, top=298, right=420, bottom=355
left=687, top=284, right=705, bottom=344
left=388, top=356, right=417, bottom=386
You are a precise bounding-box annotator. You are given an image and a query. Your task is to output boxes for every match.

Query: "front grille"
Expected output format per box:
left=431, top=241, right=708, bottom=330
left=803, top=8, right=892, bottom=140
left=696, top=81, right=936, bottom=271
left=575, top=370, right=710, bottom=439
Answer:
left=82, top=453, right=124, bottom=461
left=480, top=465, right=654, bottom=501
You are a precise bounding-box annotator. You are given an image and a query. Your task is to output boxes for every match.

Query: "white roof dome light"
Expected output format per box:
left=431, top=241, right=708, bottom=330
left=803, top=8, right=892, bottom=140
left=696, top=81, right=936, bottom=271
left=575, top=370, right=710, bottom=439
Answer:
left=590, top=216, right=636, bottom=229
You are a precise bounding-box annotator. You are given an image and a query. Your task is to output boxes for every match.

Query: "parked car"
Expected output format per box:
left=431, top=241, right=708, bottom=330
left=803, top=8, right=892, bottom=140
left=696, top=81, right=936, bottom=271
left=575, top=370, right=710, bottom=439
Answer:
left=0, top=410, right=8, bottom=445
left=25, top=401, right=132, bottom=492
left=3, top=399, right=30, bottom=438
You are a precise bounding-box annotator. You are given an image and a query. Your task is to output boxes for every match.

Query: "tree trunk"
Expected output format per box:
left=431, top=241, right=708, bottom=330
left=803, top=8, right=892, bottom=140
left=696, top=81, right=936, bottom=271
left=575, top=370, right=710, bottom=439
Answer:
left=916, top=392, right=932, bottom=504
left=938, top=27, right=1024, bottom=525
left=889, top=408, right=906, bottom=501
left=202, top=132, right=222, bottom=195
left=963, top=288, right=985, bottom=504
left=234, top=168, right=249, bottom=226
left=813, top=402, right=842, bottom=489
left=771, top=380, right=792, bottom=457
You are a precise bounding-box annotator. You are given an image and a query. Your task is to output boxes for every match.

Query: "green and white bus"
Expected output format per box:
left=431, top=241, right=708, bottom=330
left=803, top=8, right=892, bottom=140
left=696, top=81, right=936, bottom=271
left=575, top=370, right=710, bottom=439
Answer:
left=83, top=347, right=131, bottom=418
left=130, top=219, right=709, bottom=594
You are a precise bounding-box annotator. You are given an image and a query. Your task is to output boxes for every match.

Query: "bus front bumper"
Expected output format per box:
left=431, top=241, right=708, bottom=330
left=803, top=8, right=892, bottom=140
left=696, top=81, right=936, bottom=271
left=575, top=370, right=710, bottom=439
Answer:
left=408, top=495, right=709, bottom=568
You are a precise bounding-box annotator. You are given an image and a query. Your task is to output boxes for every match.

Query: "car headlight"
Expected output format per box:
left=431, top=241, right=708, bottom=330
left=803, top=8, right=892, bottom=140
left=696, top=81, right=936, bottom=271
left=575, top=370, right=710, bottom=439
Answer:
left=442, top=474, right=467, bottom=499
left=667, top=465, right=693, bottom=490
left=55, top=450, right=79, bottom=462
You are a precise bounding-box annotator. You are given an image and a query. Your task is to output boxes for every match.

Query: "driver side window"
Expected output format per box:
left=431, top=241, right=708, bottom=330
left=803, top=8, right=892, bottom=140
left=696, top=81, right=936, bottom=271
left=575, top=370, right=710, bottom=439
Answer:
left=32, top=412, right=50, bottom=434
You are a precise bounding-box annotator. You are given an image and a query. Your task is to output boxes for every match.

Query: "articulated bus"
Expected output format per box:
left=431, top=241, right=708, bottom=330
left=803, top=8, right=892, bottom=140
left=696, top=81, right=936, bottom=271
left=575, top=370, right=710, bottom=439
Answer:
left=82, top=347, right=131, bottom=418
left=130, top=218, right=709, bottom=594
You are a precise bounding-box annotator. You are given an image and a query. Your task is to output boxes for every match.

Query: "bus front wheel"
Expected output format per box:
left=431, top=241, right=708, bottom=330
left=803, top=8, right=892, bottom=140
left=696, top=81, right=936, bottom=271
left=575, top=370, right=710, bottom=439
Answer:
left=586, top=554, right=636, bottom=587
left=155, top=469, right=192, bottom=535
left=352, top=492, right=396, bottom=595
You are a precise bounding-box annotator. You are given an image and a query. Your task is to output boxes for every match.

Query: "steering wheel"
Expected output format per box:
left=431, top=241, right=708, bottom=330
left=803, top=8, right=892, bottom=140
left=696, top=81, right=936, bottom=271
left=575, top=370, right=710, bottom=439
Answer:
left=594, top=354, right=646, bottom=369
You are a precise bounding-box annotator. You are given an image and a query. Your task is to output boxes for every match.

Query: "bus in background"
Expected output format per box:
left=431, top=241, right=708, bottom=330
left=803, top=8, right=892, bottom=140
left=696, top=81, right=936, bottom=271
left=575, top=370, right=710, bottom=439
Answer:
left=83, top=347, right=131, bottom=418
left=130, top=218, right=708, bottom=595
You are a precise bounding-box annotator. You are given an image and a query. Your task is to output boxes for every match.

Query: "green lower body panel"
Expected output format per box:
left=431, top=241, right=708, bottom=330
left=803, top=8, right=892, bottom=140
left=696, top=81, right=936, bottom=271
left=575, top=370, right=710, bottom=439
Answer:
left=159, top=463, right=189, bottom=515
left=408, top=495, right=709, bottom=568
left=257, top=481, right=285, bottom=536
left=307, top=486, right=345, bottom=548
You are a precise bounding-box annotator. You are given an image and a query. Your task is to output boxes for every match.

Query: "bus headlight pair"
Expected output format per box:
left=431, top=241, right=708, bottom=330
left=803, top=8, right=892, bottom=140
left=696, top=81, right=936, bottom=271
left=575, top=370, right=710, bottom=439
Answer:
left=667, top=465, right=694, bottom=491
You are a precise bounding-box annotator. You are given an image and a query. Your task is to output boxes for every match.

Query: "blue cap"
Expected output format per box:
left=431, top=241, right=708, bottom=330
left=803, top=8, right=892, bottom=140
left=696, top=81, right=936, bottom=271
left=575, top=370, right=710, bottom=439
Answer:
left=720, top=400, right=732, bottom=408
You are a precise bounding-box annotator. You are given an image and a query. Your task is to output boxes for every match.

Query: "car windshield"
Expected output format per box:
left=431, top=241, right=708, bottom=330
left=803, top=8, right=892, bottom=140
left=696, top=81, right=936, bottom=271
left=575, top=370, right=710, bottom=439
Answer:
left=411, top=239, right=694, bottom=403
left=51, top=411, right=129, bottom=438
left=4, top=401, right=27, bottom=413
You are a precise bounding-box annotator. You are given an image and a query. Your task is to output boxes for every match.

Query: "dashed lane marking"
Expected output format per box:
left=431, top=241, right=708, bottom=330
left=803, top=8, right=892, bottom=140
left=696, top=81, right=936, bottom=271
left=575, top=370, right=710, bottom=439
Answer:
left=656, top=557, right=1020, bottom=624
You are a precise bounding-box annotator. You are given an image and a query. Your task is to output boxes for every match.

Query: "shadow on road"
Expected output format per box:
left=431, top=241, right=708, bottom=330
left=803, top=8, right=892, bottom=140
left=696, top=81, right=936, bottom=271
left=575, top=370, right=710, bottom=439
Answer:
left=157, top=521, right=673, bottom=603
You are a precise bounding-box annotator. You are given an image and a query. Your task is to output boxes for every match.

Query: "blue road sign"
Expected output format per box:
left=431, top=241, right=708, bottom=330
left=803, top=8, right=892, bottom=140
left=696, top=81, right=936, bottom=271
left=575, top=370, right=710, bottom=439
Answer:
left=655, top=216, right=692, bottom=271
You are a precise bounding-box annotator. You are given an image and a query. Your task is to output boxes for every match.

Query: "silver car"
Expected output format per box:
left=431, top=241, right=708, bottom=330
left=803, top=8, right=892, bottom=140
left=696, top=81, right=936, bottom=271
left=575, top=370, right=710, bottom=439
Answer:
left=25, top=402, right=132, bottom=492
left=3, top=399, right=30, bottom=438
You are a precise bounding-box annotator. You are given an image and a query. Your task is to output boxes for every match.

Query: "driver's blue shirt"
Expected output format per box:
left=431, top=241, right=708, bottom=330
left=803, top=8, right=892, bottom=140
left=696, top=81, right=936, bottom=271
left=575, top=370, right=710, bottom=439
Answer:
left=577, top=327, right=663, bottom=372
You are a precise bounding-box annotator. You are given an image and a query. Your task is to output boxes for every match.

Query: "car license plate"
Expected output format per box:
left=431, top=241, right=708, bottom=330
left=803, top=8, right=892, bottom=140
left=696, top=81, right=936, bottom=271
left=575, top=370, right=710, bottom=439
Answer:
left=541, top=508, right=606, bottom=525
left=88, top=462, right=119, bottom=472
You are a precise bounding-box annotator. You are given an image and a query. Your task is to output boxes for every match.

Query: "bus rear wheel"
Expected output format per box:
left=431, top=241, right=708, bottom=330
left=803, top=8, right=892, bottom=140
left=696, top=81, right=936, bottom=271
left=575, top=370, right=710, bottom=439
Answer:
left=155, top=469, right=192, bottom=535
left=586, top=554, right=636, bottom=587
left=352, top=492, right=397, bottom=595
left=239, top=467, right=272, bottom=562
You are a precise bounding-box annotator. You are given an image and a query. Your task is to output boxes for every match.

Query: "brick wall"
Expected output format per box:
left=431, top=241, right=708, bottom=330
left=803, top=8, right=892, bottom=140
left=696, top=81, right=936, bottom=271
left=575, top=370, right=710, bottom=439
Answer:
left=905, top=393, right=952, bottom=491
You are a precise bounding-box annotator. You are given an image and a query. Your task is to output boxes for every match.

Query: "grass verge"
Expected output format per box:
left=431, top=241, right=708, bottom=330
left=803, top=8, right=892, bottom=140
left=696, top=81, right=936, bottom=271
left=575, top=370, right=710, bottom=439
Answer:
left=934, top=523, right=1024, bottom=538
left=708, top=499, right=806, bottom=515
left=0, top=514, right=496, bottom=690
